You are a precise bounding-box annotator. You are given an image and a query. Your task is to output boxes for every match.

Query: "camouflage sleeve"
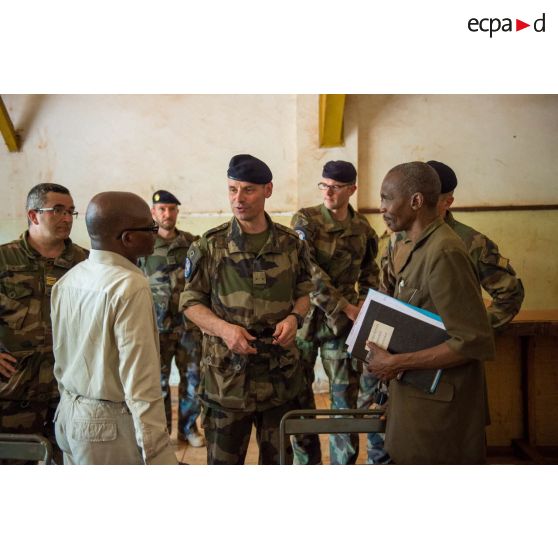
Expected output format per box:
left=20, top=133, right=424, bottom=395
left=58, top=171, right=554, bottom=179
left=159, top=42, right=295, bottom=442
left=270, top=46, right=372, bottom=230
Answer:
left=379, top=234, right=397, bottom=296
left=179, top=239, right=210, bottom=311
left=290, top=210, right=313, bottom=242
left=294, top=238, right=314, bottom=299
left=0, top=257, right=27, bottom=352
left=357, top=225, right=380, bottom=300
left=477, top=237, right=525, bottom=329
left=0, top=269, right=7, bottom=352
left=291, top=211, right=350, bottom=317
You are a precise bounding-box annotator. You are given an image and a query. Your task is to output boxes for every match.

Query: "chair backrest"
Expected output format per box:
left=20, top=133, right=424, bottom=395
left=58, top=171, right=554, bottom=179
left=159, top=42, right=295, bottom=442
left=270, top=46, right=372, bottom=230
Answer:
left=0, top=433, right=53, bottom=464
left=279, top=408, right=386, bottom=465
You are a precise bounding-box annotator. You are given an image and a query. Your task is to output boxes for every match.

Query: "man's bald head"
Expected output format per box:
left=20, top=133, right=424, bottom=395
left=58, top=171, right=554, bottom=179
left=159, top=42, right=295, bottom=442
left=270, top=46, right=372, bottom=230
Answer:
left=385, top=162, right=441, bottom=208
left=85, top=192, right=156, bottom=262
left=86, top=192, right=151, bottom=242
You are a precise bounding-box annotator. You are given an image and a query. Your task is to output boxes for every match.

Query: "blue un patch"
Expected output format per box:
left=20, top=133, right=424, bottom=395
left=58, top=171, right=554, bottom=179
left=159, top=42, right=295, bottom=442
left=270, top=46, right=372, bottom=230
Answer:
left=184, top=257, right=192, bottom=279
left=295, top=228, right=306, bottom=241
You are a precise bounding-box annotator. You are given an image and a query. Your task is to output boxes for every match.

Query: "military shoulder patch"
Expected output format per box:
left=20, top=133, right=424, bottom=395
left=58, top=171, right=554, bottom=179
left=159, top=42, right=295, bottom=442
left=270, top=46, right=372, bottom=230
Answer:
left=295, top=228, right=306, bottom=241
left=184, top=257, right=193, bottom=279
left=184, top=243, right=203, bottom=280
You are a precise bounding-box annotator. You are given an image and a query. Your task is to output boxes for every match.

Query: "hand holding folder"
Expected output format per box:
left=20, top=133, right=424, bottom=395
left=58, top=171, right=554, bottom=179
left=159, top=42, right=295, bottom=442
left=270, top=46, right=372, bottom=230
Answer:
left=347, top=289, right=449, bottom=394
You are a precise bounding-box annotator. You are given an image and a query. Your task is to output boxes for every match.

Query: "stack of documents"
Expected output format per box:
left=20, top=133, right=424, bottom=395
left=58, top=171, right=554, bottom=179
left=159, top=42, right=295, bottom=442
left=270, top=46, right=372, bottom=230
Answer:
left=347, top=289, right=449, bottom=393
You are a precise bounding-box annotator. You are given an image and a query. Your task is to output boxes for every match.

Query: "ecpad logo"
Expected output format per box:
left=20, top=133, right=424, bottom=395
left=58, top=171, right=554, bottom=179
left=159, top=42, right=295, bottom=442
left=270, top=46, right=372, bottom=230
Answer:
left=468, top=13, right=546, bottom=37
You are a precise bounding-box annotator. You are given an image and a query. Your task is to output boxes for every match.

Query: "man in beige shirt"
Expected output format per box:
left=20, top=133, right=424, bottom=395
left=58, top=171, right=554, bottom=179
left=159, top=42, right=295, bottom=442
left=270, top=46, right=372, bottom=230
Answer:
left=51, top=192, right=177, bottom=465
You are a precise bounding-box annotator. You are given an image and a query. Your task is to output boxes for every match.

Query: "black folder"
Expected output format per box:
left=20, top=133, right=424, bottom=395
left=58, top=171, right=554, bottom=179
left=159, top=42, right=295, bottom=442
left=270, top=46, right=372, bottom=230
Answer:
left=348, top=289, right=449, bottom=393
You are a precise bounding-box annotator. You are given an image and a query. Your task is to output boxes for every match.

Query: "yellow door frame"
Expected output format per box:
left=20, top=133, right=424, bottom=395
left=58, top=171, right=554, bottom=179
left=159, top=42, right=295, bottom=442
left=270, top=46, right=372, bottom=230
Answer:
left=319, top=94, right=346, bottom=147
left=0, top=96, right=19, bottom=152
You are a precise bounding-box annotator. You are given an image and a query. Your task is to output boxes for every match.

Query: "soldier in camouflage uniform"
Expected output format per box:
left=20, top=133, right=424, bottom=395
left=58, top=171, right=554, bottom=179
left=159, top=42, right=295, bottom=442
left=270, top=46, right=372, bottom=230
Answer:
left=0, top=183, right=88, bottom=462
left=180, top=154, right=313, bottom=465
left=138, top=190, right=204, bottom=447
left=291, top=161, right=379, bottom=465
left=359, top=160, right=525, bottom=463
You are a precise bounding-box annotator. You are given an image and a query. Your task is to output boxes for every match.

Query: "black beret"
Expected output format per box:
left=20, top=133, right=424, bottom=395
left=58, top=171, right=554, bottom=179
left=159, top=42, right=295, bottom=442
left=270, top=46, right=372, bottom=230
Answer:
left=322, top=160, right=357, bottom=183
left=427, top=161, right=458, bottom=194
left=227, top=154, right=272, bottom=184
left=152, top=190, right=181, bottom=205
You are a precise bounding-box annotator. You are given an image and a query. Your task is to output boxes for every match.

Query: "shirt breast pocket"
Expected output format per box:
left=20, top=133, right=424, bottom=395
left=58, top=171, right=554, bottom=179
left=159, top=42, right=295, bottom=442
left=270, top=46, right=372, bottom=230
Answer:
left=0, top=283, right=33, bottom=330
left=332, top=249, right=352, bottom=271
left=396, top=281, right=425, bottom=307
left=347, top=236, right=367, bottom=260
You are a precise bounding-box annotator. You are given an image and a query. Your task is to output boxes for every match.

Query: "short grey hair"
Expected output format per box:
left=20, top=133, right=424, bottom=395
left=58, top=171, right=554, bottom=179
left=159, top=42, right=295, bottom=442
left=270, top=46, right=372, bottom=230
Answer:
left=387, top=162, right=441, bottom=208
left=26, top=183, right=71, bottom=212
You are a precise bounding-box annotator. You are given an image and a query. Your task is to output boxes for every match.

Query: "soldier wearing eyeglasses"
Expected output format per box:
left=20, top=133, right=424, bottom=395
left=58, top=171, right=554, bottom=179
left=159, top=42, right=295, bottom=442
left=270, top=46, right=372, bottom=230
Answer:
left=290, top=161, right=380, bottom=465
left=0, top=183, right=88, bottom=462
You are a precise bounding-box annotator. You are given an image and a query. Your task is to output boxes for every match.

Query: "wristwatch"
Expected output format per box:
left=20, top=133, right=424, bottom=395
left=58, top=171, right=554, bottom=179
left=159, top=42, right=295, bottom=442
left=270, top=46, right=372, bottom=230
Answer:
left=288, top=312, right=304, bottom=329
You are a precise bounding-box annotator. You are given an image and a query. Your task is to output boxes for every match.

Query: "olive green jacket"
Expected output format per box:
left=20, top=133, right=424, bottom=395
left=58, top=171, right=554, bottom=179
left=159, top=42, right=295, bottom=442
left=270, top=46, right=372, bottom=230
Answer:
left=383, top=218, right=495, bottom=464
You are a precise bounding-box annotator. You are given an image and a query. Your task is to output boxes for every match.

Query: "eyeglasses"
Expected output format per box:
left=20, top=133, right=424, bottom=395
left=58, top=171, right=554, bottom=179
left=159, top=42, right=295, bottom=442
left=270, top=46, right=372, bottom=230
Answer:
left=35, top=205, right=79, bottom=218
left=116, top=221, right=159, bottom=240
left=317, top=182, right=355, bottom=192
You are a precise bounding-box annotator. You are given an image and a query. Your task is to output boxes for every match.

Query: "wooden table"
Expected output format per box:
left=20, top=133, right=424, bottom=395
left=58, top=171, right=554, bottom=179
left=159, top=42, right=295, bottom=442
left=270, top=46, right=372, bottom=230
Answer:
left=485, top=310, right=558, bottom=462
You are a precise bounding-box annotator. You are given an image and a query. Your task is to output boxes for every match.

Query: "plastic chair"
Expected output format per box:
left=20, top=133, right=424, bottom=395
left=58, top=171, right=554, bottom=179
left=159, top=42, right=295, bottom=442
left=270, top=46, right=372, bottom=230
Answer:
left=279, top=408, right=386, bottom=465
left=0, top=433, right=53, bottom=464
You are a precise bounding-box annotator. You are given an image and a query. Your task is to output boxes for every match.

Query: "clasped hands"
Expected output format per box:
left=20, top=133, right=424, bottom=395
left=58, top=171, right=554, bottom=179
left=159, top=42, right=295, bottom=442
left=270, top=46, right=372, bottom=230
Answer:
left=221, top=315, right=298, bottom=355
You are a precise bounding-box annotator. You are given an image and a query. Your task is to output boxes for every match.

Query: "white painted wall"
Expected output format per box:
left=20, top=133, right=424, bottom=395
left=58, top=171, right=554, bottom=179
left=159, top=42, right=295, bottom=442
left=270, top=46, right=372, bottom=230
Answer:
left=353, top=94, right=558, bottom=310
left=1, top=93, right=556, bottom=310
left=353, top=94, right=558, bottom=209
left=1, top=94, right=299, bottom=215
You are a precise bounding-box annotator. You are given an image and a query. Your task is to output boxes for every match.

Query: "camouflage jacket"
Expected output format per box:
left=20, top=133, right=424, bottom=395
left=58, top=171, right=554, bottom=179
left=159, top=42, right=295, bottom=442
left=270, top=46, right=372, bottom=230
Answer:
left=0, top=232, right=88, bottom=401
left=380, top=211, right=524, bottom=329
left=291, top=203, right=379, bottom=339
left=138, top=229, right=199, bottom=334
left=180, top=213, right=313, bottom=411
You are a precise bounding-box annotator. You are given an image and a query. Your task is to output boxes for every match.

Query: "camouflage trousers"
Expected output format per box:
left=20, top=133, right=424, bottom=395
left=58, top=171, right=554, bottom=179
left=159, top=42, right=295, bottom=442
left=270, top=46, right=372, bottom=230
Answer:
left=292, top=335, right=361, bottom=465
left=0, top=398, right=61, bottom=464
left=159, top=328, right=202, bottom=438
left=201, top=399, right=298, bottom=465
left=357, top=369, right=390, bottom=465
